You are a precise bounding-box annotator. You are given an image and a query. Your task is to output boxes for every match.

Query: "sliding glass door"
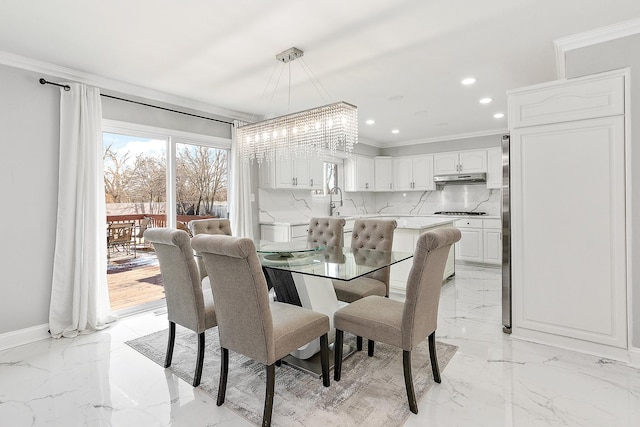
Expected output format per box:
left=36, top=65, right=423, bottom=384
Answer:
left=102, top=125, right=230, bottom=313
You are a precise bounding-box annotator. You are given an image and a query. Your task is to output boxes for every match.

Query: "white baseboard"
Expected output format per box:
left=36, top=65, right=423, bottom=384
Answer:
left=629, top=346, right=640, bottom=368
left=0, top=324, right=50, bottom=352
left=511, top=327, right=631, bottom=364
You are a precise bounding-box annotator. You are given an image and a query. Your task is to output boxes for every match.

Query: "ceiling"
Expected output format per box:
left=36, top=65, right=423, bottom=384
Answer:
left=1, top=0, right=640, bottom=147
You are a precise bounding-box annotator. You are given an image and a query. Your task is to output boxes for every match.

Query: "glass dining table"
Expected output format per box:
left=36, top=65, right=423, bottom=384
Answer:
left=255, top=240, right=413, bottom=376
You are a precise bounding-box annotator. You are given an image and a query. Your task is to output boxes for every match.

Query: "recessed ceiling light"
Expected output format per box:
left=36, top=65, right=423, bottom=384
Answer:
left=494, top=112, right=505, bottom=119
left=461, top=77, right=476, bottom=85
left=391, top=129, right=400, bottom=134
left=479, top=97, right=492, bottom=104
left=365, top=119, right=375, bottom=125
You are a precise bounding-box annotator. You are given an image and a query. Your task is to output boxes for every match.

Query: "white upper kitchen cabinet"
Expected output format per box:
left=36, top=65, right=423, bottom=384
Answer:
left=486, top=147, right=502, bottom=189
left=274, top=155, right=309, bottom=188
left=259, top=153, right=323, bottom=190
left=308, top=157, right=324, bottom=190
left=508, top=69, right=628, bottom=355
left=434, top=150, right=486, bottom=175
left=374, top=156, right=394, bottom=191
left=393, top=155, right=434, bottom=191
left=344, top=154, right=374, bottom=191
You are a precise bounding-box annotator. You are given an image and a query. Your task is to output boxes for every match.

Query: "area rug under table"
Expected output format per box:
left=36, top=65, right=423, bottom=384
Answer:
left=126, top=327, right=457, bottom=427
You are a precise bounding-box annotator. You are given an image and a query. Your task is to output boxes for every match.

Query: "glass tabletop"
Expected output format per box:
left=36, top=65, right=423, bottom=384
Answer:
left=255, top=240, right=325, bottom=259
left=258, top=245, right=413, bottom=281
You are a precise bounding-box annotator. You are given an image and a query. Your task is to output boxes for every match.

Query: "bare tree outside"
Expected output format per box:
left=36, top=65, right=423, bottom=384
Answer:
left=103, top=133, right=228, bottom=218
left=176, top=143, right=228, bottom=216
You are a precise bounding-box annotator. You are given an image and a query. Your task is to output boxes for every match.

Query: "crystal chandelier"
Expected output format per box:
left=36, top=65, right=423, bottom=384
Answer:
left=237, top=48, right=358, bottom=164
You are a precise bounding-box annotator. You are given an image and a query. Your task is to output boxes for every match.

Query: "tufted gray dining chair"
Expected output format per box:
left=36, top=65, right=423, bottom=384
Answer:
left=188, top=218, right=232, bottom=284
left=143, top=228, right=217, bottom=387
left=307, top=217, right=346, bottom=247
left=332, top=218, right=397, bottom=302
left=191, top=234, right=331, bottom=427
left=333, top=227, right=461, bottom=414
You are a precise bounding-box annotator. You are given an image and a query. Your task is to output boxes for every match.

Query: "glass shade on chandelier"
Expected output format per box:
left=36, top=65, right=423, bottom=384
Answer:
left=237, top=101, right=358, bottom=163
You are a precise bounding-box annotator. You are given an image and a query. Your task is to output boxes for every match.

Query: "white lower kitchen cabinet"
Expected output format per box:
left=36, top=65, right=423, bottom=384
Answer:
left=455, top=218, right=483, bottom=263
left=482, top=219, right=501, bottom=265
left=260, top=223, right=308, bottom=242
left=389, top=224, right=456, bottom=294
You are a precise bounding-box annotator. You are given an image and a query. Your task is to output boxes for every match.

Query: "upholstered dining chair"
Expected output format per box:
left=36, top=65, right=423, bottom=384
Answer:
left=333, top=218, right=397, bottom=303
left=143, top=228, right=217, bottom=387
left=188, top=218, right=232, bottom=284
left=333, top=227, right=461, bottom=414
left=307, top=217, right=345, bottom=247
left=191, top=234, right=331, bottom=427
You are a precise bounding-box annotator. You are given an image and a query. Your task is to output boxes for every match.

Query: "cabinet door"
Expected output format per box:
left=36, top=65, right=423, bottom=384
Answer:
left=511, top=116, right=626, bottom=348
left=483, top=228, right=502, bottom=265
left=433, top=153, right=459, bottom=175
left=456, top=228, right=483, bottom=262
left=274, top=155, right=296, bottom=188
left=486, top=147, right=502, bottom=189
left=308, top=158, right=324, bottom=190
left=359, top=156, right=375, bottom=191
left=392, top=157, right=414, bottom=190
left=374, top=157, right=394, bottom=191
left=258, top=161, right=275, bottom=189
left=412, top=155, right=434, bottom=190
left=293, top=158, right=310, bottom=189
left=343, top=157, right=357, bottom=192
left=261, top=225, right=289, bottom=242
left=459, top=150, right=487, bottom=173
left=347, top=155, right=374, bottom=191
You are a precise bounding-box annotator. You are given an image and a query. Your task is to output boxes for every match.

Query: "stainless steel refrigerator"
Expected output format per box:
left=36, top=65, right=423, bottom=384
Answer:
left=501, top=134, right=512, bottom=333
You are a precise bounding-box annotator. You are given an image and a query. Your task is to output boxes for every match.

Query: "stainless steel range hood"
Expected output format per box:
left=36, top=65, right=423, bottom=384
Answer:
left=433, top=172, right=486, bottom=185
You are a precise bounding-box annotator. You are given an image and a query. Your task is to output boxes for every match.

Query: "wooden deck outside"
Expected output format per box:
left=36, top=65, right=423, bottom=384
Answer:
left=107, top=249, right=165, bottom=312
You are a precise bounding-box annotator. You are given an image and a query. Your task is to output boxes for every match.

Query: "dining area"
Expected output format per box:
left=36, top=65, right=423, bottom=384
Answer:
left=137, top=217, right=461, bottom=426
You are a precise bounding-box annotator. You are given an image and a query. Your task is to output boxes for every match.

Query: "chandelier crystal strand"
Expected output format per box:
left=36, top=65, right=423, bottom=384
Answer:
left=237, top=101, right=357, bottom=164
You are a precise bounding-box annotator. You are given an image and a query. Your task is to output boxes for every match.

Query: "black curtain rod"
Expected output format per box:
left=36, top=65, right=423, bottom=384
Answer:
left=39, top=78, right=70, bottom=91
left=39, top=78, right=234, bottom=125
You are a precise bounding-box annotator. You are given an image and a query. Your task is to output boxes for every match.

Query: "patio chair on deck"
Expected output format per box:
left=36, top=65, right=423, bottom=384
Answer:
left=107, top=222, right=136, bottom=258
left=135, top=217, right=153, bottom=246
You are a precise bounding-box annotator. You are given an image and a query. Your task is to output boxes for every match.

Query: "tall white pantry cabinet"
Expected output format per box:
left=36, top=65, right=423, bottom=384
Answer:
left=508, top=69, right=629, bottom=357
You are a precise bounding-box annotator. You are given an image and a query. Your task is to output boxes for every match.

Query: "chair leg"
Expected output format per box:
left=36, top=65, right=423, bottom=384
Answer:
left=334, top=329, right=344, bottom=381
left=263, top=364, right=276, bottom=427
left=403, top=350, right=418, bottom=414
left=164, top=321, right=176, bottom=368
left=428, top=331, right=441, bottom=383
left=217, top=348, right=229, bottom=406
left=320, top=333, right=330, bottom=387
left=357, top=336, right=363, bottom=351
left=275, top=359, right=282, bottom=367
left=193, top=332, right=205, bottom=387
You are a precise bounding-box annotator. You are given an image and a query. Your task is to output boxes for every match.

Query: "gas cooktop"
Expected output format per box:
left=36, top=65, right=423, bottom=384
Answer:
left=433, top=211, right=487, bottom=216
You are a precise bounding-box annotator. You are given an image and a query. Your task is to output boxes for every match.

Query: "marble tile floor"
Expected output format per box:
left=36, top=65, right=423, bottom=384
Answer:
left=1, top=265, right=639, bottom=426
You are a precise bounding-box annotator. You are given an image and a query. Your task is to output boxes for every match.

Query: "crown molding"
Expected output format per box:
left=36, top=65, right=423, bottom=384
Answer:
left=554, top=17, right=640, bottom=79
left=377, top=128, right=507, bottom=148
left=0, top=50, right=253, bottom=122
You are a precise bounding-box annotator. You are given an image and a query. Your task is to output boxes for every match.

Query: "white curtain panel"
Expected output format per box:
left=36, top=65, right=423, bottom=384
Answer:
left=49, top=83, right=115, bottom=338
left=230, top=120, right=254, bottom=239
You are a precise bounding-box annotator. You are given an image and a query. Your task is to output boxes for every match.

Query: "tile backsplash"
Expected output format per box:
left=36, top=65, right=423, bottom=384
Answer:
left=258, top=184, right=500, bottom=223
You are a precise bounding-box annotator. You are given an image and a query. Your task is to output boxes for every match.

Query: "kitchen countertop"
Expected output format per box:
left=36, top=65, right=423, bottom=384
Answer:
left=259, top=213, right=500, bottom=228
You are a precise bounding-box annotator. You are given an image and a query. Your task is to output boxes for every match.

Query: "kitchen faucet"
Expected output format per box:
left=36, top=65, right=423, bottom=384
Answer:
left=329, top=186, right=343, bottom=216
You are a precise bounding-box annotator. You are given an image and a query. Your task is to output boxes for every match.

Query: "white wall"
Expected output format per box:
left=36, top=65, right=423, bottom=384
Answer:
left=0, top=64, right=60, bottom=334
left=565, top=34, right=640, bottom=348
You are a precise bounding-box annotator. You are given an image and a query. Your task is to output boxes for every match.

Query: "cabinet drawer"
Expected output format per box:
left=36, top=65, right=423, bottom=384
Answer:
left=456, top=218, right=483, bottom=228
left=483, top=218, right=501, bottom=229
left=290, top=224, right=309, bottom=239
